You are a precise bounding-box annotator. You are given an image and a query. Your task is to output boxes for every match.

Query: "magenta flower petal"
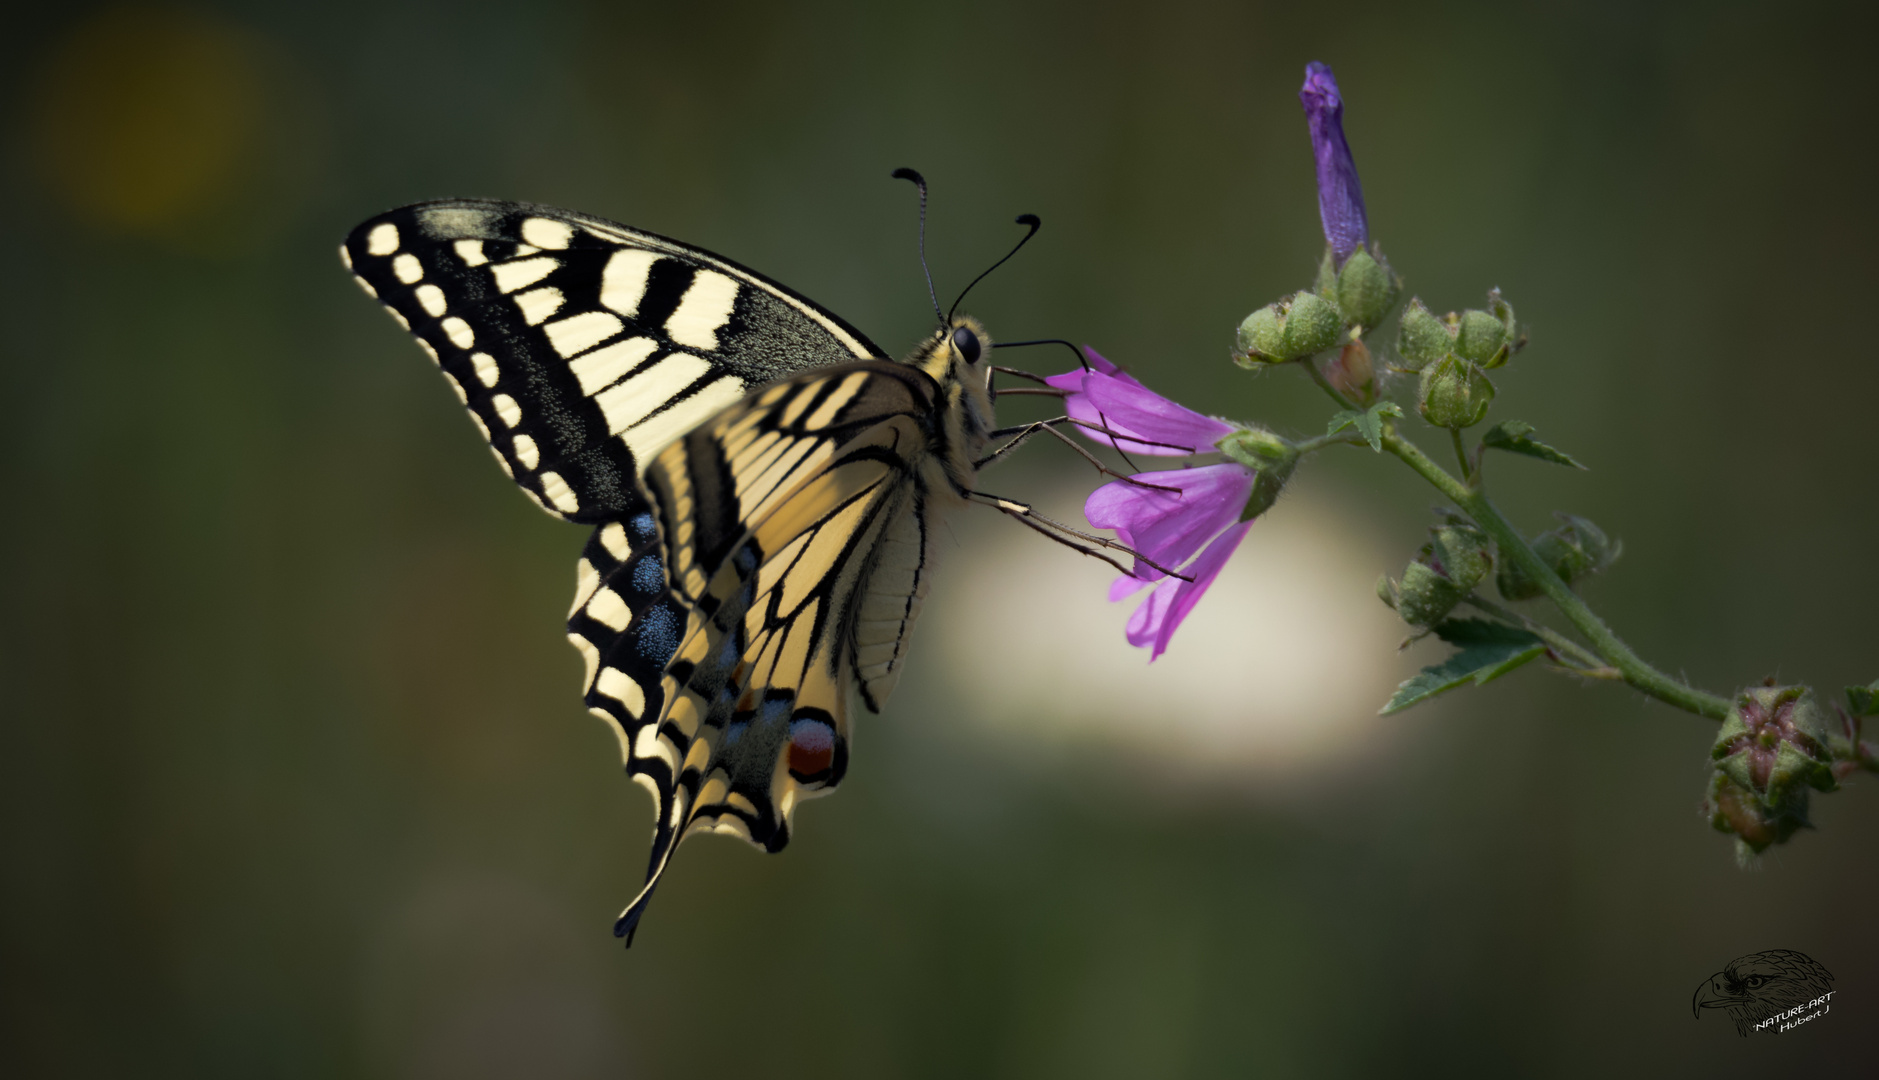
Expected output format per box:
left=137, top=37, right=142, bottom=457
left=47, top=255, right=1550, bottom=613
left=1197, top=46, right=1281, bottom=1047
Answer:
left=1109, top=573, right=1154, bottom=602
left=1124, top=579, right=1177, bottom=649
left=1044, top=347, right=1221, bottom=457
left=1085, top=463, right=1254, bottom=578
left=1084, top=374, right=1235, bottom=454
left=1300, top=61, right=1368, bottom=262
left=1148, top=520, right=1253, bottom=659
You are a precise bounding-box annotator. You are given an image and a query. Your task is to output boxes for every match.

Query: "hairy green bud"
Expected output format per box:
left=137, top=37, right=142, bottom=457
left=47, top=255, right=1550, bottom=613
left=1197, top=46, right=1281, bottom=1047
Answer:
left=1234, top=291, right=1343, bottom=365
left=1394, top=524, right=1492, bottom=627
left=1331, top=248, right=1401, bottom=334
left=1418, top=354, right=1495, bottom=430
left=1496, top=513, right=1621, bottom=601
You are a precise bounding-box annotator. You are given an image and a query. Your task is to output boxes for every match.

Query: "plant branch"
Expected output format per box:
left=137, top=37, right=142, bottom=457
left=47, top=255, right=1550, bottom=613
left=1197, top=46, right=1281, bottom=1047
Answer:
left=1378, top=428, right=1731, bottom=721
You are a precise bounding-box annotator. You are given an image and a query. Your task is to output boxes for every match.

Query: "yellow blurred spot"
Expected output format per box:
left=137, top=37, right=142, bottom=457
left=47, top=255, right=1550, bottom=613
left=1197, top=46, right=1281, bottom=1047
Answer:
left=27, top=6, right=267, bottom=235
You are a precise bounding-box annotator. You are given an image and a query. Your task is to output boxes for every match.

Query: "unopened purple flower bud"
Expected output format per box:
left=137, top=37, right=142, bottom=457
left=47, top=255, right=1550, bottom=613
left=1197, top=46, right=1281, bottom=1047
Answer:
left=1300, top=61, right=1368, bottom=263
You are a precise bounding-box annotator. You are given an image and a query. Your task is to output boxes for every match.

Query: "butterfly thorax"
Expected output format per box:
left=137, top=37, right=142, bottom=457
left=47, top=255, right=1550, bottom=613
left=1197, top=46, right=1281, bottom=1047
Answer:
left=904, top=315, right=994, bottom=501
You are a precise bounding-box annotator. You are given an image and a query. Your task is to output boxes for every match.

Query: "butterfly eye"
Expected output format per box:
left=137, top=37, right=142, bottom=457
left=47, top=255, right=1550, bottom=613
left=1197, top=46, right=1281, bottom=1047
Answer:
left=951, top=326, right=982, bottom=364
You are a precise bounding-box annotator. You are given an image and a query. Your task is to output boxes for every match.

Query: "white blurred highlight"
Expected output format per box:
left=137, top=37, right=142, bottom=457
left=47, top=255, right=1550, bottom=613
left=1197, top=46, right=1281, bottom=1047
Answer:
left=927, top=480, right=1419, bottom=780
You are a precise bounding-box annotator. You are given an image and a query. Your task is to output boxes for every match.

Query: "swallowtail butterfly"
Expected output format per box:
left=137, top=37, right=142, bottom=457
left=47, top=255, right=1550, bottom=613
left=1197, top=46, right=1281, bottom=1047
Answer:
left=342, top=197, right=1020, bottom=944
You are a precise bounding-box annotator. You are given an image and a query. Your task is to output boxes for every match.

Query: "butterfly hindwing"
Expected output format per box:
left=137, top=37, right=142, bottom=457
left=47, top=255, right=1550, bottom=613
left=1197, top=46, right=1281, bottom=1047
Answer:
left=341, top=199, right=887, bottom=522
left=568, top=363, right=945, bottom=942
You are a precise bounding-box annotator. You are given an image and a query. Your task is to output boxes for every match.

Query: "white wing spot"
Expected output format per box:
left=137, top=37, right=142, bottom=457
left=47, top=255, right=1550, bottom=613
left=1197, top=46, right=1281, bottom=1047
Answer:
left=471, top=352, right=500, bottom=387
left=593, top=352, right=712, bottom=434
left=491, top=393, right=522, bottom=428
left=366, top=223, right=399, bottom=256
left=621, top=375, right=746, bottom=465
left=440, top=316, right=474, bottom=348
left=453, top=239, right=488, bottom=266
left=538, top=471, right=580, bottom=514
left=444, top=371, right=469, bottom=405
left=492, top=256, right=557, bottom=294
left=392, top=253, right=423, bottom=283
left=599, top=522, right=631, bottom=561
left=382, top=305, right=410, bottom=331
left=544, top=310, right=623, bottom=358
left=664, top=270, right=739, bottom=350
left=414, top=284, right=447, bottom=317
left=573, top=557, right=600, bottom=613
left=605, top=671, right=648, bottom=724
left=512, top=244, right=539, bottom=256
left=338, top=243, right=353, bottom=270
left=568, top=336, right=657, bottom=395
left=416, top=338, right=439, bottom=364
left=521, top=218, right=575, bottom=250
left=488, top=445, right=513, bottom=478
left=600, top=249, right=659, bottom=317
left=514, top=287, right=564, bottom=326
left=585, top=586, right=631, bottom=631
left=512, top=433, right=540, bottom=470
left=351, top=275, right=377, bottom=299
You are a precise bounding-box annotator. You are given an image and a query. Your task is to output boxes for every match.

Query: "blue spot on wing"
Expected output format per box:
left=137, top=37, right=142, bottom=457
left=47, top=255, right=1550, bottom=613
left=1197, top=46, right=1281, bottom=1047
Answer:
left=635, top=603, right=681, bottom=666
left=632, top=555, right=664, bottom=593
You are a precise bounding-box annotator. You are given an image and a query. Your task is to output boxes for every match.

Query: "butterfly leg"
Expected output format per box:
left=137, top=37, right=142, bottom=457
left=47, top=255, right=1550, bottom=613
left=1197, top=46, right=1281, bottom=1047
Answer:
left=978, top=419, right=1189, bottom=497
left=965, top=490, right=1192, bottom=581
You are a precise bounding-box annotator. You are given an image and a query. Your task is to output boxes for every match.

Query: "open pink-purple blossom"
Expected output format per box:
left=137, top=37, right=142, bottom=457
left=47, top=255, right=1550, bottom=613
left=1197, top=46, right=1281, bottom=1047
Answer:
left=1044, top=347, right=1232, bottom=456
left=1116, top=520, right=1254, bottom=660
left=1085, top=462, right=1253, bottom=582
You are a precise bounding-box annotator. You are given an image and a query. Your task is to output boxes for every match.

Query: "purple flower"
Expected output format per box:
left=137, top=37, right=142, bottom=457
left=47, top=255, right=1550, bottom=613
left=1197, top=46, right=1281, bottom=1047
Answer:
left=1044, top=348, right=1233, bottom=456
left=1300, top=61, right=1368, bottom=262
left=1050, top=351, right=1257, bottom=660
left=1109, top=520, right=1253, bottom=660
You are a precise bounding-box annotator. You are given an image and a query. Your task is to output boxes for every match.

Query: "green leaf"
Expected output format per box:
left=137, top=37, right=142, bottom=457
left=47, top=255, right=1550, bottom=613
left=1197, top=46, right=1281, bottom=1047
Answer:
left=1848, top=679, right=1879, bottom=717
left=1380, top=618, right=1546, bottom=715
left=1327, top=401, right=1404, bottom=452
left=1480, top=420, right=1587, bottom=470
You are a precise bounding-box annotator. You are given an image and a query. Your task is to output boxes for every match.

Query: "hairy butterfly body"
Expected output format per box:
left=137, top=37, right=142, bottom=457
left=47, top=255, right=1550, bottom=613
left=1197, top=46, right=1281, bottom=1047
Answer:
left=342, top=199, right=995, bottom=943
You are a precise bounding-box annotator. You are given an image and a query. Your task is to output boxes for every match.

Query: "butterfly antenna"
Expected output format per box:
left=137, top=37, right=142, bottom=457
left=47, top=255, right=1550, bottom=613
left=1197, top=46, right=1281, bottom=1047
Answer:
left=948, top=214, right=1041, bottom=323
left=891, top=168, right=945, bottom=325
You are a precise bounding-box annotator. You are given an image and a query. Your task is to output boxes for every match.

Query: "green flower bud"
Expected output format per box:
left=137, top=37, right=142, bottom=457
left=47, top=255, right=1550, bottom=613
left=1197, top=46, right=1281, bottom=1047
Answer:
left=1418, top=354, right=1495, bottom=430
left=1332, top=247, right=1401, bottom=334
left=1394, top=524, right=1492, bottom=627
left=1454, top=308, right=1510, bottom=367
left=1495, top=513, right=1622, bottom=601
left=1217, top=428, right=1299, bottom=520
left=1705, top=684, right=1838, bottom=858
left=1233, top=291, right=1343, bottom=365
left=1395, top=298, right=1452, bottom=372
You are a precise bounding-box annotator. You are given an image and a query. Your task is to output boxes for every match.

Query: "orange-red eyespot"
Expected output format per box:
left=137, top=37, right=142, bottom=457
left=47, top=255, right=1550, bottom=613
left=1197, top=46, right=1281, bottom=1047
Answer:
left=786, top=716, right=836, bottom=781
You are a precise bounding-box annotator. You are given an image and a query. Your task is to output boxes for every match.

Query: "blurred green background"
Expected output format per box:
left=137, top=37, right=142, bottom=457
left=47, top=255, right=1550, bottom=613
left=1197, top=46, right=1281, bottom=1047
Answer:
left=4, top=1, right=1875, bottom=1075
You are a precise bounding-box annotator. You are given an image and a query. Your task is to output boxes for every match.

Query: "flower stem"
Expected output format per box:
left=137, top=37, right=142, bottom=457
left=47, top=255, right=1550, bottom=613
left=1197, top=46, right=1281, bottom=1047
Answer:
left=1449, top=428, right=1472, bottom=485
left=1294, top=430, right=1368, bottom=455
left=1379, top=428, right=1731, bottom=721
left=1459, top=592, right=1603, bottom=671
left=1303, top=355, right=1358, bottom=410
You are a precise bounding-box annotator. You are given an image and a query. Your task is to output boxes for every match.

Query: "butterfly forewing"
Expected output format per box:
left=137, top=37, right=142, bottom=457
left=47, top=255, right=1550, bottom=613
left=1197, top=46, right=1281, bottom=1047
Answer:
left=341, top=199, right=887, bottom=521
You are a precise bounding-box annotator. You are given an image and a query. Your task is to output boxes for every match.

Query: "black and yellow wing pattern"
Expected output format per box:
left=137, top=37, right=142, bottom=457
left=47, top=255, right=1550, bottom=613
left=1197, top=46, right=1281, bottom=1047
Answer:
left=343, top=200, right=982, bottom=943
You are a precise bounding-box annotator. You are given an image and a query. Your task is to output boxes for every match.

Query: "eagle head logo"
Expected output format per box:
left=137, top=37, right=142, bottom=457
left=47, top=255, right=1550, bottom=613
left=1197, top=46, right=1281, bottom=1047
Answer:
left=1692, top=949, right=1835, bottom=1036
